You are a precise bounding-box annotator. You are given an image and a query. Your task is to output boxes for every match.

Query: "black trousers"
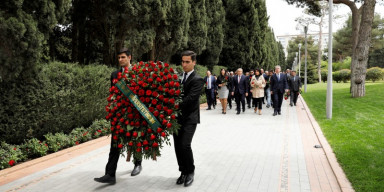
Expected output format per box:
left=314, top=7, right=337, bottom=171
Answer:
left=105, top=136, right=141, bottom=177
left=205, top=89, right=215, bottom=108
left=273, top=91, right=284, bottom=113
left=174, top=123, right=197, bottom=174
left=246, top=92, right=253, bottom=107
left=252, top=97, right=263, bottom=109
left=227, top=92, right=233, bottom=108
left=235, top=92, right=246, bottom=112
left=292, top=91, right=299, bottom=105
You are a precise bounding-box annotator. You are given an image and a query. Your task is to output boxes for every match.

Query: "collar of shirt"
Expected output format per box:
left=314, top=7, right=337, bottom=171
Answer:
left=183, top=70, right=194, bottom=81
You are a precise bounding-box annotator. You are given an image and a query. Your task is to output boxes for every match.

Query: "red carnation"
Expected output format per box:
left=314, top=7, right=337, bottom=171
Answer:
left=141, top=131, right=145, bottom=136
left=139, top=89, right=145, bottom=96
left=152, top=142, right=159, bottom=147
left=169, top=81, right=175, bottom=87
left=170, top=68, right=174, bottom=73
left=159, top=95, right=164, bottom=100
left=97, top=129, right=102, bottom=133
left=167, top=109, right=173, bottom=115
left=157, top=85, right=163, bottom=92
left=164, top=88, right=169, bottom=93
left=164, top=69, right=169, bottom=74
left=175, top=104, right=179, bottom=109
left=147, top=128, right=153, bottom=133
left=150, top=134, right=156, bottom=140
left=145, top=97, right=151, bottom=103
left=163, top=76, right=168, bottom=81
left=157, top=127, right=163, bottom=133
left=129, top=141, right=133, bottom=146
left=143, top=140, right=149, bottom=145
left=156, top=105, right=162, bottom=111
left=125, top=120, right=129, bottom=125
left=128, top=114, right=133, bottom=119
left=136, top=148, right=142, bottom=152
left=152, top=99, right=158, bottom=105
left=137, top=142, right=142, bottom=147
left=126, top=132, right=131, bottom=137
left=145, top=146, right=149, bottom=151
left=167, top=74, right=172, bottom=79
left=156, top=77, right=162, bottom=82
left=171, top=115, right=176, bottom=120
left=119, top=129, right=124, bottom=133
left=169, top=89, right=175, bottom=96
left=75, top=141, right=79, bottom=145
left=154, top=111, right=159, bottom=117
left=175, top=82, right=180, bottom=87
left=135, top=121, right=140, bottom=127
left=169, top=98, right=175, bottom=105
left=165, top=63, right=169, bottom=67
left=133, top=131, right=138, bottom=137
left=118, top=144, right=123, bottom=149
left=159, top=114, right=165, bottom=119
left=113, top=135, right=118, bottom=140
left=148, top=78, right=153, bottom=83
left=160, top=72, right=164, bottom=76
left=175, top=90, right=181, bottom=96
left=173, top=74, right=178, bottom=80
left=167, top=123, right=172, bottom=128
left=146, top=90, right=152, bottom=96
left=9, top=160, right=15, bottom=166
left=161, top=132, right=166, bottom=137
left=162, top=119, right=167, bottom=125
left=152, top=91, right=159, bottom=97
left=163, top=98, right=169, bottom=103
left=164, top=83, right=169, bottom=88
left=149, top=107, right=155, bottom=112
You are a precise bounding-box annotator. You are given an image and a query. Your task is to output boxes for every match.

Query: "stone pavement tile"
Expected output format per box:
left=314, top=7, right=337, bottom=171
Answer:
left=0, top=98, right=351, bottom=192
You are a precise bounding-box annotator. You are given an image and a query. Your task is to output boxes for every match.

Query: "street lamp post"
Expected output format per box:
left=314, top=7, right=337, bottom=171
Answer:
left=326, top=0, right=333, bottom=119
left=304, top=26, right=308, bottom=93
left=298, top=43, right=302, bottom=77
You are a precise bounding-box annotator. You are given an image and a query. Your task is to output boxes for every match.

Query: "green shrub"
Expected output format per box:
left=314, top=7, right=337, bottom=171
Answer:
left=88, top=119, right=111, bottom=139
left=0, top=62, right=114, bottom=144
left=366, top=67, right=384, bottom=82
left=333, top=69, right=351, bottom=83
left=0, top=142, right=26, bottom=169
left=321, top=69, right=328, bottom=82
left=70, top=127, right=92, bottom=144
left=20, top=138, right=49, bottom=158
left=212, top=65, right=227, bottom=76
left=44, top=132, right=71, bottom=152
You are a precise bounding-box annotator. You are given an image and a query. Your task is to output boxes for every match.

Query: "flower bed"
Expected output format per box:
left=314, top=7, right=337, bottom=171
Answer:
left=0, top=119, right=110, bottom=170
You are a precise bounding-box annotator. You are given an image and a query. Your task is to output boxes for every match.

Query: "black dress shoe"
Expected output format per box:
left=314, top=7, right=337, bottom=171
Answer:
left=184, top=172, right=194, bottom=187
left=213, top=105, right=215, bottom=109
left=236, top=111, right=240, bottom=115
left=94, top=174, right=116, bottom=184
left=294, top=103, right=296, bottom=106
left=273, top=112, right=277, bottom=116
left=176, top=174, right=186, bottom=185
left=278, top=112, right=281, bottom=115
left=131, top=165, right=142, bottom=176
left=206, top=108, right=211, bottom=110
left=247, top=106, right=251, bottom=109
left=242, top=109, right=245, bottom=112
left=290, top=103, right=293, bottom=106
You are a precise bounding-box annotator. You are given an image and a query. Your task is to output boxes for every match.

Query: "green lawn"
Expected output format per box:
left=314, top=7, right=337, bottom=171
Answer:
left=302, top=82, right=384, bottom=192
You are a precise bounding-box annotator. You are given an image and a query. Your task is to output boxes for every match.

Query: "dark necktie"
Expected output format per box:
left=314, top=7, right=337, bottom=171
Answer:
left=182, top=72, right=187, bottom=84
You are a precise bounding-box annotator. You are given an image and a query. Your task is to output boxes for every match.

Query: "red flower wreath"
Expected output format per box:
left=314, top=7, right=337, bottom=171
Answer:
left=105, top=61, right=182, bottom=160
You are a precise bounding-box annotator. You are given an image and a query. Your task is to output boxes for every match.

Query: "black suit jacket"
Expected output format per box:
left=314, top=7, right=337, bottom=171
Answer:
left=110, top=69, right=122, bottom=87
left=232, top=75, right=249, bottom=94
left=289, top=76, right=302, bottom=92
left=179, top=71, right=205, bottom=125
left=270, top=73, right=289, bottom=94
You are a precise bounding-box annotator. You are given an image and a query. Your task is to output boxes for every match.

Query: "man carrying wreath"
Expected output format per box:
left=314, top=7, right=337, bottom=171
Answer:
left=174, top=50, right=205, bottom=187
left=94, top=48, right=143, bottom=184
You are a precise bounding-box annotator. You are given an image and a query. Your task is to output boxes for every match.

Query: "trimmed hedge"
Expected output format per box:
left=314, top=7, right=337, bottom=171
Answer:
left=0, top=62, right=114, bottom=144
left=366, top=67, right=384, bottom=82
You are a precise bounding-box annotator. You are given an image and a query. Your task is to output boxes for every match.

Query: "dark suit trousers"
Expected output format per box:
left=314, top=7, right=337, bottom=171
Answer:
left=105, top=136, right=141, bottom=176
left=235, top=92, right=246, bottom=112
left=246, top=92, right=253, bottom=107
left=227, top=92, right=232, bottom=108
left=205, top=89, right=215, bottom=108
left=273, top=91, right=284, bottom=113
left=173, top=123, right=197, bottom=174
left=292, top=91, right=299, bottom=104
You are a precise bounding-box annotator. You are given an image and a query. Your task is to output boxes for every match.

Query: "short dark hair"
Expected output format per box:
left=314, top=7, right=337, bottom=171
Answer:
left=118, top=48, right=131, bottom=56
left=181, top=50, right=197, bottom=61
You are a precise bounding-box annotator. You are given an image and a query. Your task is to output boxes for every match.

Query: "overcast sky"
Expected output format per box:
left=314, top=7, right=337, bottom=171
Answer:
left=266, top=0, right=384, bottom=36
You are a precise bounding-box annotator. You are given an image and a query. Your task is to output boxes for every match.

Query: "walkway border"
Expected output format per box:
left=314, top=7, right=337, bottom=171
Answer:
left=299, top=96, right=354, bottom=192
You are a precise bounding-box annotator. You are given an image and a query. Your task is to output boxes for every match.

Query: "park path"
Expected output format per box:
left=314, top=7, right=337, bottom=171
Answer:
left=0, top=97, right=353, bottom=192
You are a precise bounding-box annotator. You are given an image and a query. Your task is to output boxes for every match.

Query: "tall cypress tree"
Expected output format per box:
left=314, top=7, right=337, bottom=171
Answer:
left=220, top=0, right=259, bottom=71
left=187, top=0, right=208, bottom=55
left=200, top=0, right=225, bottom=70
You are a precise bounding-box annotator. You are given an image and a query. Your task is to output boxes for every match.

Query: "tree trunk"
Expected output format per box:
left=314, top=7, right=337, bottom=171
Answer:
left=351, top=0, right=376, bottom=98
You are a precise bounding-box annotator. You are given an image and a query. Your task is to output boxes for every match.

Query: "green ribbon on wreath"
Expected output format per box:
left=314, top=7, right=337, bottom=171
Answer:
left=115, top=80, right=162, bottom=131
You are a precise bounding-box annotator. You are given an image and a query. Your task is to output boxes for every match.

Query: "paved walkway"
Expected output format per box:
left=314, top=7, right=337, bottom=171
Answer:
left=0, top=97, right=353, bottom=192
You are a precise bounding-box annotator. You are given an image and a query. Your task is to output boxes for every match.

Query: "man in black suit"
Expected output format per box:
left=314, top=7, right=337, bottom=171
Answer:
left=288, top=70, right=302, bottom=106
left=175, top=50, right=205, bottom=187
left=270, top=65, right=289, bottom=116
left=94, top=48, right=143, bottom=184
left=204, top=70, right=217, bottom=110
left=231, top=68, right=249, bottom=115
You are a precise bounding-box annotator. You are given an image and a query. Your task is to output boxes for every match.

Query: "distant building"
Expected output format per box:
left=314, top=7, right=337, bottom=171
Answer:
left=277, top=33, right=329, bottom=57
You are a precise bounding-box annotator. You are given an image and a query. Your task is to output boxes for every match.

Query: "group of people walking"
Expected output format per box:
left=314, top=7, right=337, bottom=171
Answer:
left=204, top=65, right=302, bottom=116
